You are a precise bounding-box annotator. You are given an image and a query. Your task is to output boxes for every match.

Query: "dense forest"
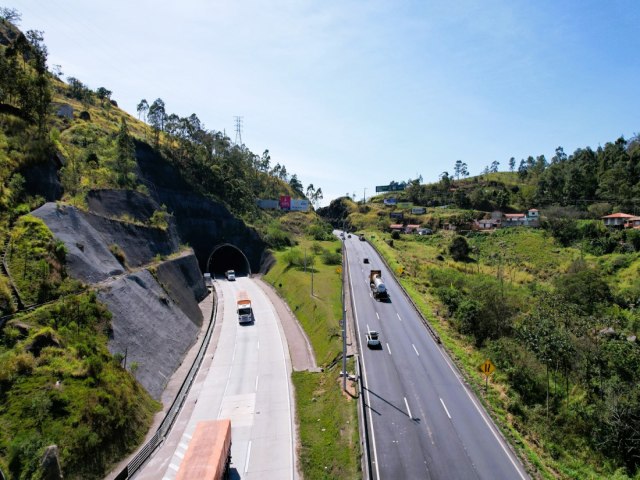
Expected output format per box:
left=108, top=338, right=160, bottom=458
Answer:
left=394, top=139, right=640, bottom=217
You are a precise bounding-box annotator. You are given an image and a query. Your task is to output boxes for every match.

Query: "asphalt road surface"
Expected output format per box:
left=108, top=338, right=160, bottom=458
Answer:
left=135, top=276, right=295, bottom=480
left=343, top=233, right=528, bottom=480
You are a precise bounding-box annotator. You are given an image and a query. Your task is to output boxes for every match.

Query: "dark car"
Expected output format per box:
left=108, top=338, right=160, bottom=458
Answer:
left=363, top=258, right=369, bottom=264
left=359, top=235, right=365, bottom=241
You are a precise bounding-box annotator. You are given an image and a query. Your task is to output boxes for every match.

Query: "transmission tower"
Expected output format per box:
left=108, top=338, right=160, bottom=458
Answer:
left=234, top=116, right=243, bottom=145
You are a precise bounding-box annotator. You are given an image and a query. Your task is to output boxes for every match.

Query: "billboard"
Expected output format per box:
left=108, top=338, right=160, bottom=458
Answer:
left=397, top=202, right=413, bottom=209
left=383, top=198, right=397, bottom=206
left=290, top=199, right=310, bottom=211
left=279, top=195, right=291, bottom=210
left=390, top=212, right=404, bottom=219
left=376, top=183, right=406, bottom=193
left=257, top=199, right=280, bottom=209
left=411, top=207, right=426, bottom=214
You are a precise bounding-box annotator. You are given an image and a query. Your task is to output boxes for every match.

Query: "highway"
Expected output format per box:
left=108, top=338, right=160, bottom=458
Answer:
left=136, top=276, right=295, bottom=480
left=343, top=233, right=528, bottom=480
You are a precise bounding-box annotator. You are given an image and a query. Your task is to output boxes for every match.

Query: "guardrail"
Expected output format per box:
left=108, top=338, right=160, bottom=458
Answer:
left=114, top=289, right=219, bottom=480
left=342, top=239, right=373, bottom=480
left=365, top=237, right=441, bottom=344
left=0, top=465, right=6, bottom=480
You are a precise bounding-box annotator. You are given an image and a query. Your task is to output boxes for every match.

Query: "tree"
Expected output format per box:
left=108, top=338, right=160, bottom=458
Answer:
left=289, top=174, right=303, bottom=195
left=449, top=235, right=470, bottom=261
left=95, top=87, right=112, bottom=106
left=0, top=7, right=21, bottom=23
left=454, top=160, right=468, bottom=181
left=518, top=159, right=528, bottom=180
left=136, top=99, right=149, bottom=122
left=148, top=98, right=166, bottom=144
left=114, top=119, right=136, bottom=188
left=490, top=160, right=500, bottom=173
left=509, top=157, right=515, bottom=172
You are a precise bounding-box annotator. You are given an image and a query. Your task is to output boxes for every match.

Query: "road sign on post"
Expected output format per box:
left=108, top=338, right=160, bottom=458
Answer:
left=478, top=359, right=495, bottom=392
left=479, top=359, right=495, bottom=376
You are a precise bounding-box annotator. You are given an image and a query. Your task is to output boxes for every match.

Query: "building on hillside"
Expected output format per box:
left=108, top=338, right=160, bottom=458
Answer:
left=601, top=212, right=636, bottom=228
left=626, top=216, right=640, bottom=229
left=474, top=209, right=539, bottom=230
left=474, top=218, right=501, bottom=230
left=404, top=224, right=421, bottom=234
left=389, top=224, right=404, bottom=232
left=503, top=209, right=540, bottom=228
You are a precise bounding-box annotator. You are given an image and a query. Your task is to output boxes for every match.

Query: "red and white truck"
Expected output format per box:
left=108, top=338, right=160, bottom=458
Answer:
left=236, top=291, right=254, bottom=324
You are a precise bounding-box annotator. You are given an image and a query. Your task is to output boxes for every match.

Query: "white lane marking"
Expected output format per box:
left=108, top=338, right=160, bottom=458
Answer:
left=244, top=440, right=252, bottom=473
left=168, top=463, right=179, bottom=472
left=397, top=313, right=402, bottom=321
left=386, top=343, right=392, bottom=355
left=255, top=375, right=259, bottom=392
left=175, top=449, right=185, bottom=459
left=349, top=254, right=381, bottom=480
left=440, top=398, right=452, bottom=419
left=217, top=332, right=238, bottom=418
left=404, top=397, right=413, bottom=420
left=367, top=324, right=371, bottom=333
left=376, top=311, right=380, bottom=320
left=412, top=344, right=420, bottom=356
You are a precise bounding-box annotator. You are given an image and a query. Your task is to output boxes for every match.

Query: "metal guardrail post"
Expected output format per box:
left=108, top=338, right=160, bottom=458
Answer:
left=116, top=289, right=219, bottom=479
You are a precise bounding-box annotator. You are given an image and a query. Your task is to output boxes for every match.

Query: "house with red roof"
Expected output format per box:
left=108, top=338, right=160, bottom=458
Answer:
left=601, top=213, right=635, bottom=228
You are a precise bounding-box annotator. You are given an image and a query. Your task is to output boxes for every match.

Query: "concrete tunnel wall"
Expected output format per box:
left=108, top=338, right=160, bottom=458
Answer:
left=206, top=243, right=251, bottom=277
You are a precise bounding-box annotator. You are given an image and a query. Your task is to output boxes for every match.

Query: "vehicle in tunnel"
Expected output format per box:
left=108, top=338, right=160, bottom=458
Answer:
left=207, top=243, right=252, bottom=278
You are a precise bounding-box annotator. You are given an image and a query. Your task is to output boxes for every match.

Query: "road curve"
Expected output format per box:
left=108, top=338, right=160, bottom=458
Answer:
left=344, top=233, right=528, bottom=480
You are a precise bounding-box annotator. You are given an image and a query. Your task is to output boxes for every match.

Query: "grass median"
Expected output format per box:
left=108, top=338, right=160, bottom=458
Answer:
left=265, top=238, right=361, bottom=479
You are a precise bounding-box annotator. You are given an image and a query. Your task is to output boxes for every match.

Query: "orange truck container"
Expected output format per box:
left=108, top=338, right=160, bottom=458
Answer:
left=176, top=419, right=232, bottom=480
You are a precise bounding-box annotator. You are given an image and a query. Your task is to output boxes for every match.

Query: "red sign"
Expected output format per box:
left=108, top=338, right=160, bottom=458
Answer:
left=279, top=195, right=291, bottom=210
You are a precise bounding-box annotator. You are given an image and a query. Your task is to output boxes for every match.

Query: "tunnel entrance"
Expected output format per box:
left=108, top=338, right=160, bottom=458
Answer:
left=206, top=243, right=251, bottom=278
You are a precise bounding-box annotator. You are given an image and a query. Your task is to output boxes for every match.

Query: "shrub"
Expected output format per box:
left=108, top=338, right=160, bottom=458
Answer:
left=108, top=244, right=126, bottom=266
left=149, top=204, right=170, bottom=230
left=449, top=235, right=469, bottom=261
left=391, top=230, right=400, bottom=240
left=321, top=250, right=341, bottom=265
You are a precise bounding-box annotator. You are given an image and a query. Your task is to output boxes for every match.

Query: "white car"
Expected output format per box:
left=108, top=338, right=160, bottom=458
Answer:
left=366, top=331, right=381, bottom=349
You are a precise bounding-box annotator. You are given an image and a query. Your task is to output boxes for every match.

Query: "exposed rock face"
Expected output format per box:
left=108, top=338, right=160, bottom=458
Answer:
left=32, top=203, right=125, bottom=283
left=134, top=141, right=266, bottom=273
left=98, top=267, right=203, bottom=400
left=19, top=158, right=63, bottom=202
left=40, top=445, right=63, bottom=480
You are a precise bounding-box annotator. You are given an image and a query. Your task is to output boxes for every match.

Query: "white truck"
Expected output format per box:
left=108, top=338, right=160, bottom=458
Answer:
left=225, top=270, right=236, bottom=281
left=369, top=270, right=388, bottom=301
left=236, top=291, right=253, bottom=324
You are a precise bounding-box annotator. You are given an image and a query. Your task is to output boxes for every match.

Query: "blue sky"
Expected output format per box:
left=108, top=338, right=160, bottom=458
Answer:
left=8, top=0, right=640, bottom=205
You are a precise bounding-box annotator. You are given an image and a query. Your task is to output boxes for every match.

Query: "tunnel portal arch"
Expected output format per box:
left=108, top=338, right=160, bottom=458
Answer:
left=206, top=243, right=252, bottom=278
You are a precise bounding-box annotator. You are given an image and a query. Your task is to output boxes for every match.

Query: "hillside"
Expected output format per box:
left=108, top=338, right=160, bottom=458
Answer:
left=320, top=196, right=640, bottom=478
left=0, top=16, right=322, bottom=479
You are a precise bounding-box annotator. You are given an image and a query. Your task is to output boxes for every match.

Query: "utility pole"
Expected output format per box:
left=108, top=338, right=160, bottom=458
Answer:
left=342, top=234, right=347, bottom=391
left=363, top=188, right=367, bottom=204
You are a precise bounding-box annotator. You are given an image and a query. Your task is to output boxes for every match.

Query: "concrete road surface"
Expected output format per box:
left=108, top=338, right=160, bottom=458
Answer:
left=134, top=276, right=296, bottom=479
